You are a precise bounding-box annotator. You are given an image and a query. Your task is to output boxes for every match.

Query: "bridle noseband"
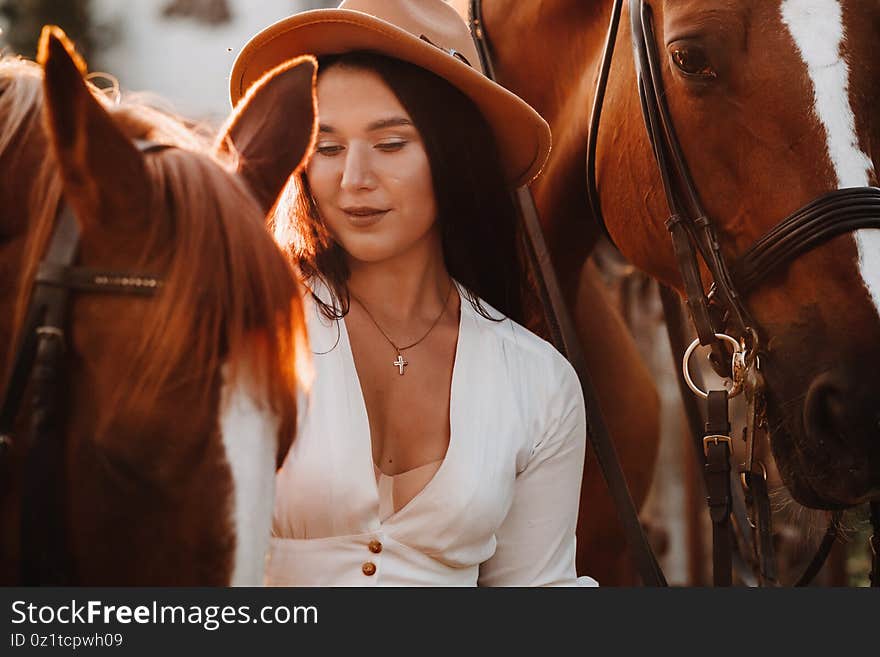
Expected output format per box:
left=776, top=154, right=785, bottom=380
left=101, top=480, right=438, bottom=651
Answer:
left=0, top=139, right=169, bottom=585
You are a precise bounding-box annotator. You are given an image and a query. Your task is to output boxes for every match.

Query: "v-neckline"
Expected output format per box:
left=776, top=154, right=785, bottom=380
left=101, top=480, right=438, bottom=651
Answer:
left=340, top=281, right=467, bottom=524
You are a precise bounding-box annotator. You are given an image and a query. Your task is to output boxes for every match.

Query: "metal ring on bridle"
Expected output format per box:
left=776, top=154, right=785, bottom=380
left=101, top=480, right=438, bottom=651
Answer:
left=682, top=333, right=743, bottom=400
left=740, top=460, right=768, bottom=493
left=36, top=327, right=64, bottom=340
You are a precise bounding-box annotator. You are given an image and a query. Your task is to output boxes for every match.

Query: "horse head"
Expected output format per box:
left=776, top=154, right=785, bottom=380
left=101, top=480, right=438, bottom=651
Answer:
left=0, top=27, right=317, bottom=584
left=597, top=0, right=880, bottom=509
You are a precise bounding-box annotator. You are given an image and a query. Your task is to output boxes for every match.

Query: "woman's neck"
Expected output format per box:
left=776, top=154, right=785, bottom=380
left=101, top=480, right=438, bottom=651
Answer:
left=346, top=235, right=452, bottom=323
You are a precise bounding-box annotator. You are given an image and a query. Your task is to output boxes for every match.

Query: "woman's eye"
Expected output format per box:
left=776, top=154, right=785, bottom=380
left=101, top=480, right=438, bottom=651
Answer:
left=375, top=141, right=407, bottom=152
left=316, top=144, right=344, bottom=156
left=669, top=44, right=717, bottom=79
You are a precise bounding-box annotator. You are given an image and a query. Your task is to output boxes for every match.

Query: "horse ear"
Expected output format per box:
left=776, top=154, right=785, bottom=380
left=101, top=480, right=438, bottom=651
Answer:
left=217, top=56, right=318, bottom=214
left=38, top=26, right=147, bottom=231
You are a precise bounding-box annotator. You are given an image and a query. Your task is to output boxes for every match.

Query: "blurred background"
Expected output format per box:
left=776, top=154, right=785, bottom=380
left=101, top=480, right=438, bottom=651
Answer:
left=0, top=0, right=335, bottom=120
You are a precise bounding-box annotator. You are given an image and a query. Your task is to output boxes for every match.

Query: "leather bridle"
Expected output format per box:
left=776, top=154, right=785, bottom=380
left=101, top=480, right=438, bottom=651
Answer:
left=589, top=0, right=880, bottom=355
left=0, top=139, right=168, bottom=584
left=471, top=0, right=880, bottom=585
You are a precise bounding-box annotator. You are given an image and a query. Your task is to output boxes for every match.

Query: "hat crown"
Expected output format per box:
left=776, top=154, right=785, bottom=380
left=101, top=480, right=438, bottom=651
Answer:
left=336, top=0, right=483, bottom=73
left=230, top=0, right=552, bottom=186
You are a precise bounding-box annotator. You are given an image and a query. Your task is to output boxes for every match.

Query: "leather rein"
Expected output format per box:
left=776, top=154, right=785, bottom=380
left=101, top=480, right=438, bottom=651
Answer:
left=0, top=139, right=168, bottom=584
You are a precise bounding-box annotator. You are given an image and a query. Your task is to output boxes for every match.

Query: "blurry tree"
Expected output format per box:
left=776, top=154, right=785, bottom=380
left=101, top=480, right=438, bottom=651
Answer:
left=0, top=0, right=97, bottom=59
left=161, top=0, right=232, bottom=26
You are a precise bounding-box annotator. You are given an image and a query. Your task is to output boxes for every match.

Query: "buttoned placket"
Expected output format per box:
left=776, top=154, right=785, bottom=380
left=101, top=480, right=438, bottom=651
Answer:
left=361, top=534, right=384, bottom=581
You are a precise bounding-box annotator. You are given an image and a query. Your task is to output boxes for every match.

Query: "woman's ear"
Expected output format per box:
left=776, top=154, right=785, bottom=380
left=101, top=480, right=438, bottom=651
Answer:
left=217, top=56, right=318, bottom=213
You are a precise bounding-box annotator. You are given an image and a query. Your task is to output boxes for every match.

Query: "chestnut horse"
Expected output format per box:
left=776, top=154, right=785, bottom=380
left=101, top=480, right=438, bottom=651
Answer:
left=0, top=28, right=317, bottom=585
left=458, top=0, right=880, bottom=559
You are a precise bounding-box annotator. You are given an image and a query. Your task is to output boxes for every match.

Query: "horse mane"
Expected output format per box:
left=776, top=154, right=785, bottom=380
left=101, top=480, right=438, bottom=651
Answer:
left=1, top=55, right=308, bottom=440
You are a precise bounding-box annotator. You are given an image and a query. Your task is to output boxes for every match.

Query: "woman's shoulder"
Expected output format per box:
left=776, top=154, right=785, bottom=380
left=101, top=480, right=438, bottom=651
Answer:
left=463, top=291, right=577, bottom=389
left=464, top=291, right=585, bottom=451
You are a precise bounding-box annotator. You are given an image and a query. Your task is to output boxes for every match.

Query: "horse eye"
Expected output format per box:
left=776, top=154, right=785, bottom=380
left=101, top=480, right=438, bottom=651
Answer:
left=669, top=44, right=717, bottom=79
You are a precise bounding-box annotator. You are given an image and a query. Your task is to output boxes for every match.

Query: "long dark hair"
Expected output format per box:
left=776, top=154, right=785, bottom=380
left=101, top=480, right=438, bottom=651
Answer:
left=270, top=51, right=535, bottom=326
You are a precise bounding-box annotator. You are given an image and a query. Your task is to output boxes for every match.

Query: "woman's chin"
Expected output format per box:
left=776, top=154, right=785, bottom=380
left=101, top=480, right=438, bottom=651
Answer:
left=343, top=243, right=401, bottom=264
left=339, top=232, right=440, bottom=267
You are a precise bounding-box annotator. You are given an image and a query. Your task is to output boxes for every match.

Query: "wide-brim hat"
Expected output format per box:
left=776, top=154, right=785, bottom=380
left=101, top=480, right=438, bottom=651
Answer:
left=229, top=0, right=551, bottom=187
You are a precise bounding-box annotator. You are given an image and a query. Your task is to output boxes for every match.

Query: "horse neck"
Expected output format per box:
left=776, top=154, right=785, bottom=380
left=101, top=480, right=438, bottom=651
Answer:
left=481, top=0, right=616, bottom=288
left=485, top=1, right=611, bottom=116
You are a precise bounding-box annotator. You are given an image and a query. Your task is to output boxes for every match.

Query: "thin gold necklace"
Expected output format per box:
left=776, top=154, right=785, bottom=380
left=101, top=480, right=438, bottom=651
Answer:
left=350, top=279, right=454, bottom=376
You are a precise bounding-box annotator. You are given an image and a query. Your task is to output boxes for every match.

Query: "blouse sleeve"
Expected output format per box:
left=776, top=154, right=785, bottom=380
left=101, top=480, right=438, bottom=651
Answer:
left=477, top=356, right=589, bottom=586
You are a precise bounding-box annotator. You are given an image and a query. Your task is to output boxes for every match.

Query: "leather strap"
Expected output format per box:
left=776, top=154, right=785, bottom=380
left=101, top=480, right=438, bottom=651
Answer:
left=586, top=0, right=624, bottom=245
left=870, top=502, right=880, bottom=588
left=732, top=188, right=880, bottom=293
left=19, top=208, right=80, bottom=585
left=704, top=390, right=732, bottom=586
left=36, top=263, right=161, bottom=296
left=748, top=471, right=778, bottom=585
left=793, top=512, right=841, bottom=587
left=21, top=306, right=72, bottom=584
left=0, top=207, right=79, bottom=451
left=666, top=215, right=717, bottom=346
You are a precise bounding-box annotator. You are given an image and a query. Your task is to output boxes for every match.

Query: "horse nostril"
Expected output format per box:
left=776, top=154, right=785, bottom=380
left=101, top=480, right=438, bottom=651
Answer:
left=803, top=371, right=850, bottom=446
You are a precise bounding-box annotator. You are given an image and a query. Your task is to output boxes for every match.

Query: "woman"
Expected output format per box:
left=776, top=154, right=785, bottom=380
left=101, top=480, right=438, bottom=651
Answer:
left=229, top=0, right=592, bottom=586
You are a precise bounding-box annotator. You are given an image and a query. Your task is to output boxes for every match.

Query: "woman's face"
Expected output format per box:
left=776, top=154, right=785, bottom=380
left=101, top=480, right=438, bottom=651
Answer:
left=308, top=65, right=439, bottom=265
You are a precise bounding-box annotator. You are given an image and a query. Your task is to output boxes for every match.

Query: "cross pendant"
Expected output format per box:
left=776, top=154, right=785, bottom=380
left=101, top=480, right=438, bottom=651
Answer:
left=393, top=354, right=408, bottom=375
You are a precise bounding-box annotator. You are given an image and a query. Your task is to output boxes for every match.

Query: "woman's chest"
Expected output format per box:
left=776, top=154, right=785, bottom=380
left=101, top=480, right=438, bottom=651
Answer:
left=279, top=333, right=533, bottom=537
left=274, top=297, right=550, bottom=553
left=347, top=315, right=459, bottom=474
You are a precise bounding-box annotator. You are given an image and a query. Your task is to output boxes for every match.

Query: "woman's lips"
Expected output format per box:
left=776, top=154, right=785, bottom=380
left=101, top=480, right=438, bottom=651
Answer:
left=341, top=207, right=389, bottom=227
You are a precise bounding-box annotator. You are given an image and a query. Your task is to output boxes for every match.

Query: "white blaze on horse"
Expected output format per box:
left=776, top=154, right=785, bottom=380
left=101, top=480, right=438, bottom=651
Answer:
left=458, top=0, right=880, bottom=519
left=0, top=27, right=317, bottom=585
left=781, top=0, right=880, bottom=311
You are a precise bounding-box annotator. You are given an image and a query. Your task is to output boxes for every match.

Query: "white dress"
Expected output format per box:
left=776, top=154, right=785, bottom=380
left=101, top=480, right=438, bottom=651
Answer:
left=267, top=281, right=595, bottom=586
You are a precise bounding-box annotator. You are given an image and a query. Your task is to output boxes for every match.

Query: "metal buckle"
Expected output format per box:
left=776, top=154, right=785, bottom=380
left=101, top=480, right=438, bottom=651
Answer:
left=703, top=434, right=731, bottom=457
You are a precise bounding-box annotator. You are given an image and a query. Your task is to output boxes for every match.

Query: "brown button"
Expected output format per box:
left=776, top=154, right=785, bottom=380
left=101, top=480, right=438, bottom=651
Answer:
left=362, top=561, right=377, bottom=576
left=368, top=540, right=383, bottom=554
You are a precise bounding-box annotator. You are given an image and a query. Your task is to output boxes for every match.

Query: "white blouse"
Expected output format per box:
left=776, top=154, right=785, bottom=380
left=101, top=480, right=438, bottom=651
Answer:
left=267, top=281, right=594, bottom=586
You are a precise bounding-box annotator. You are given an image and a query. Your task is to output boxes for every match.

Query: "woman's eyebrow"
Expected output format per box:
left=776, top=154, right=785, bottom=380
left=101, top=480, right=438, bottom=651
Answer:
left=367, top=117, right=413, bottom=131
left=318, top=117, right=413, bottom=134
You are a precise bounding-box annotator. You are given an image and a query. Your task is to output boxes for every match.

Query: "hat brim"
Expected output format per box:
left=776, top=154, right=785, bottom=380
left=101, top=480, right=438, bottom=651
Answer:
left=229, top=9, right=551, bottom=187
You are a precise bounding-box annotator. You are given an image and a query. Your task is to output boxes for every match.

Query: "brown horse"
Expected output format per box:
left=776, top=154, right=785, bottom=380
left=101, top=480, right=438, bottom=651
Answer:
left=460, top=0, right=880, bottom=522
left=0, top=28, right=317, bottom=585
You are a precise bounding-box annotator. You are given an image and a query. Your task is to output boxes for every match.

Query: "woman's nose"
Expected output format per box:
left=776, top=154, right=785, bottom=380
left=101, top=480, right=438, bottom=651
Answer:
left=340, top=144, right=377, bottom=191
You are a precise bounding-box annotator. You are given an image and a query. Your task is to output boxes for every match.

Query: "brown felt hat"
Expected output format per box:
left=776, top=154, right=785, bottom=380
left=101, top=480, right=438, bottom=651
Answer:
left=229, top=0, right=551, bottom=187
